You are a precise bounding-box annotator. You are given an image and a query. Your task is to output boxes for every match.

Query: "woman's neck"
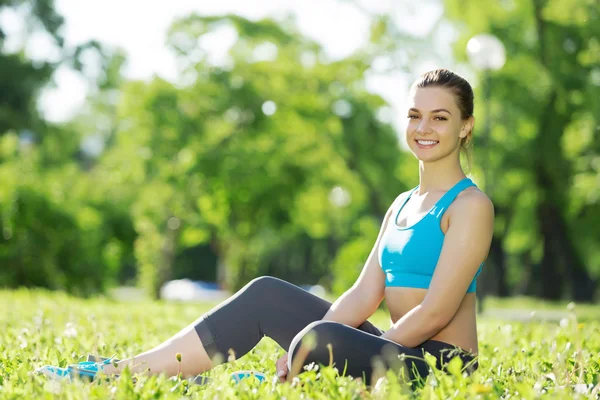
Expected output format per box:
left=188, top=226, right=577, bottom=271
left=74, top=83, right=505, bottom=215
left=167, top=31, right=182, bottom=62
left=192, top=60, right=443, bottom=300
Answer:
left=417, top=157, right=466, bottom=194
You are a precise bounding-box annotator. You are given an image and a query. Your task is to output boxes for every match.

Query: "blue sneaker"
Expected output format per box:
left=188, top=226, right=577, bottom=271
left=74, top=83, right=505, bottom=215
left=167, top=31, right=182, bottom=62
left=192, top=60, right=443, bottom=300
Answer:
left=35, top=365, right=71, bottom=381
left=172, top=370, right=267, bottom=391
left=36, top=355, right=117, bottom=381
left=230, top=370, right=267, bottom=384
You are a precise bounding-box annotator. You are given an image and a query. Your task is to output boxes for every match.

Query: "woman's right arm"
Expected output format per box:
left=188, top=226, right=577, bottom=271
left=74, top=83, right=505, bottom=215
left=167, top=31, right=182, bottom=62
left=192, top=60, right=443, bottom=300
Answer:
left=321, top=200, right=398, bottom=327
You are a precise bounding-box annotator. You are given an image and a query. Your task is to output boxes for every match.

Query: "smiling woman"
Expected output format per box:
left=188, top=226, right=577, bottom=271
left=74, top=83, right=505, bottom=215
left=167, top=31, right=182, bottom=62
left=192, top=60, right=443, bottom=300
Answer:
left=406, top=69, right=475, bottom=170
left=35, top=69, right=494, bottom=390
left=378, top=69, right=491, bottom=354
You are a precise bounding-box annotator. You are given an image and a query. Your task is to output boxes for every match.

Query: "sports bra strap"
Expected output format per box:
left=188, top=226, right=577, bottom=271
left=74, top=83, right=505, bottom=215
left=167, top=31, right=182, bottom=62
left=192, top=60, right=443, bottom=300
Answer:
left=396, top=186, right=419, bottom=210
left=431, top=178, right=476, bottom=219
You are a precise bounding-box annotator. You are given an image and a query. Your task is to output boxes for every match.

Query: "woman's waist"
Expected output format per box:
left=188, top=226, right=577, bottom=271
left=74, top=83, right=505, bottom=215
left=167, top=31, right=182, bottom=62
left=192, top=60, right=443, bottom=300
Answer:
left=429, top=323, right=479, bottom=355
left=386, top=289, right=477, bottom=322
left=385, top=286, right=427, bottom=315
left=385, top=289, right=478, bottom=353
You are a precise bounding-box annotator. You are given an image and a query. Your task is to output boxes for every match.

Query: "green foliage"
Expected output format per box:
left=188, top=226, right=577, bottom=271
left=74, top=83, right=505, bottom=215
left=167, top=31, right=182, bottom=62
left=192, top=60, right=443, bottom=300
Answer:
left=1, top=0, right=598, bottom=301
left=2, top=290, right=599, bottom=399
left=330, top=216, right=381, bottom=294
left=0, top=166, right=103, bottom=294
left=0, top=130, right=137, bottom=294
left=0, top=0, right=141, bottom=293
left=93, top=14, right=409, bottom=295
left=444, top=0, right=600, bottom=300
left=0, top=0, right=71, bottom=136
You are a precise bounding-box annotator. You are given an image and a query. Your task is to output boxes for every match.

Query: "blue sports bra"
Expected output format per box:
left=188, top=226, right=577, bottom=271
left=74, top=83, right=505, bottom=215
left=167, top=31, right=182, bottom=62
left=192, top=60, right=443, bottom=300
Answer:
left=378, top=178, right=483, bottom=293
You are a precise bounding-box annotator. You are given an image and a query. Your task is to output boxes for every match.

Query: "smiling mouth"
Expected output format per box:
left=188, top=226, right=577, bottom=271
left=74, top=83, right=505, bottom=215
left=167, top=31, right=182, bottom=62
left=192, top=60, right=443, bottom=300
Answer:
left=416, top=139, right=439, bottom=147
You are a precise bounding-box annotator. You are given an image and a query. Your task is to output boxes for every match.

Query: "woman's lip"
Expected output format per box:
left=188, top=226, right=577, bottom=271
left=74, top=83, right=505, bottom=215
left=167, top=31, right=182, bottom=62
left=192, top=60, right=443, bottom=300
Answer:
left=415, top=139, right=439, bottom=148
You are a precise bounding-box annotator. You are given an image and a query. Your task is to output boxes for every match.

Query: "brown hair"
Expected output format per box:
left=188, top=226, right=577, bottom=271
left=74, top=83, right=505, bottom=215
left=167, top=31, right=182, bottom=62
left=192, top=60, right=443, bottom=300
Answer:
left=411, top=69, right=475, bottom=171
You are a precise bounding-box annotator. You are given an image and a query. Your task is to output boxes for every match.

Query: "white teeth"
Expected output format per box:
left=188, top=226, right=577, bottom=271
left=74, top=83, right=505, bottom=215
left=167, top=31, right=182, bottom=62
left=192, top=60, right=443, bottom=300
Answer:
left=417, top=140, right=438, bottom=145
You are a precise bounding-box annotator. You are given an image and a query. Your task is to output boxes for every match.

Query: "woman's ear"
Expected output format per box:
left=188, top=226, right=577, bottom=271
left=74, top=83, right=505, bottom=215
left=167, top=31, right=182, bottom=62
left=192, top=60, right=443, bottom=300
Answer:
left=460, top=116, right=475, bottom=139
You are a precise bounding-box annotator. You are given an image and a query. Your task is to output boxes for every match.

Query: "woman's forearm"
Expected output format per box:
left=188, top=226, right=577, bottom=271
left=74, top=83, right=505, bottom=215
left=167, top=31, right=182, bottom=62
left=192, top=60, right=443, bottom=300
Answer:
left=322, top=287, right=382, bottom=327
left=381, top=305, right=443, bottom=347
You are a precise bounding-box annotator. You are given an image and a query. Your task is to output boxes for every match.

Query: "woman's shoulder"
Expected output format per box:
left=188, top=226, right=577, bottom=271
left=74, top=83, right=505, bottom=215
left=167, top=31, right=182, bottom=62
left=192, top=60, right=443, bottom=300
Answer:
left=452, top=186, right=495, bottom=221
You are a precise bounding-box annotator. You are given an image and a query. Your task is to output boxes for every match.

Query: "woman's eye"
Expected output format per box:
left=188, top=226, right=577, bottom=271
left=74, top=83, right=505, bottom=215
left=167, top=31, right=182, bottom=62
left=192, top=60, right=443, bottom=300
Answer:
left=434, top=116, right=447, bottom=121
left=407, top=115, right=419, bottom=119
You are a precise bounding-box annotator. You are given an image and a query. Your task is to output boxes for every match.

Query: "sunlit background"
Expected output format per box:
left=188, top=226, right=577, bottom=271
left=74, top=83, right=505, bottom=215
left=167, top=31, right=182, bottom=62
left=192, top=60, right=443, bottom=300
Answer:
left=3, top=0, right=460, bottom=136
left=0, top=0, right=598, bottom=308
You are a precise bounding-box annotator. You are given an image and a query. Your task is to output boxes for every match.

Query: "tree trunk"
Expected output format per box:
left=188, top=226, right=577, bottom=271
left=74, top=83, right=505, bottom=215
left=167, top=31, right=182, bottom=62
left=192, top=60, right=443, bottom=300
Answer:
left=537, top=201, right=566, bottom=300
left=536, top=198, right=597, bottom=301
left=554, top=213, right=597, bottom=301
left=489, top=235, right=509, bottom=297
left=476, top=202, right=509, bottom=313
left=476, top=234, right=508, bottom=313
left=153, top=215, right=181, bottom=299
left=566, top=241, right=596, bottom=302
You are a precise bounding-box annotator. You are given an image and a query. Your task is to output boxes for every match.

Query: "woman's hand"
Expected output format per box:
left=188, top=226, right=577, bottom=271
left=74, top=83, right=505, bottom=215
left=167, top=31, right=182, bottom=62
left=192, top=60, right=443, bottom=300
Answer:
left=275, top=353, right=289, bottom=382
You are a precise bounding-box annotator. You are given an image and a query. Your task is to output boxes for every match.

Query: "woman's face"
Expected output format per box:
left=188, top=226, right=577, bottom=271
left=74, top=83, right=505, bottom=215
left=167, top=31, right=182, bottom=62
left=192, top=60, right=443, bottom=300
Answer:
left=405, top=86, right=471, bottom=163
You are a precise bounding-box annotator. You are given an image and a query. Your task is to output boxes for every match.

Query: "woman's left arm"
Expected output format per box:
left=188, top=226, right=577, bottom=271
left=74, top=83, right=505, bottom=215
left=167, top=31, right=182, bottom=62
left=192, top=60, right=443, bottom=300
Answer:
left=381, top=191, right=495, bottom=347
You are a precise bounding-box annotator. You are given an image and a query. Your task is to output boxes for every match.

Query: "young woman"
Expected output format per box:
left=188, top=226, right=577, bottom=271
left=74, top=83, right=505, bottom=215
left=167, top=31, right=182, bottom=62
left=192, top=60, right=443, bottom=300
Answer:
left=38, top=68, right=494, bottom=386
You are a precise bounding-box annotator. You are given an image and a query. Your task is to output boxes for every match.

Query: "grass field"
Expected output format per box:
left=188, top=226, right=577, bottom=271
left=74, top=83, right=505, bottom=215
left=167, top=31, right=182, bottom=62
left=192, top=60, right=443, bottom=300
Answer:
left=1, top=289, right=599, bottom=399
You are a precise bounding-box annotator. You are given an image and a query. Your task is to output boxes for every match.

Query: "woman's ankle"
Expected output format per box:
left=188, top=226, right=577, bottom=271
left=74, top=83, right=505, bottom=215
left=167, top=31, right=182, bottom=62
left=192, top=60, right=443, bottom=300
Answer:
left=101, top=362, right=122, bottom=375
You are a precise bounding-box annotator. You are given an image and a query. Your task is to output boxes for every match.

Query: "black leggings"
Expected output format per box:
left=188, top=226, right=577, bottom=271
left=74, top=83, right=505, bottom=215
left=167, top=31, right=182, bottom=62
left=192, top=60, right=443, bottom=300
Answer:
left=194, top=276, right=477, bottom=384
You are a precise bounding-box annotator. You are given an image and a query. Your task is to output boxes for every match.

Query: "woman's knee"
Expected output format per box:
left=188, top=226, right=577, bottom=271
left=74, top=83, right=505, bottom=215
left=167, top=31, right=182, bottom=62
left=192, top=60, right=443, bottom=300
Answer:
left=236, top=276, right=285, bottom=302
left=292, top=320, right=341, bottom=344
left=302, top=320, right=343, bottom=339
left=244, top=276, right=287, bottom=294
left=288, top=321, right=344, bottom=368
left=226, top=276, right=292, bottom=318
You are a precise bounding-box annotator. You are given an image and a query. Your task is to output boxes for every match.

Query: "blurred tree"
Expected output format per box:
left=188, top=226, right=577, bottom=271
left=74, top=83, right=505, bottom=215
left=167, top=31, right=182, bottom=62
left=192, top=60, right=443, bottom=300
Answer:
left=444, top=0, right=600, bottom=301
left=11, top=0, right=597, bottom=304
left=0, top=0, right=63, bottom=136
left=0, top=1, right=139, bottom=294
left=0, top=143, right=126, bottom=294
left=99, top=14, right=419, bottom=297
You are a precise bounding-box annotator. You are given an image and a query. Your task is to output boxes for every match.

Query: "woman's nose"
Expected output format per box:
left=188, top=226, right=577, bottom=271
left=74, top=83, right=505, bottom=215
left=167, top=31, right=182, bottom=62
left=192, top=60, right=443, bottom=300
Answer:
left=416, top=120, right=432, bottom=134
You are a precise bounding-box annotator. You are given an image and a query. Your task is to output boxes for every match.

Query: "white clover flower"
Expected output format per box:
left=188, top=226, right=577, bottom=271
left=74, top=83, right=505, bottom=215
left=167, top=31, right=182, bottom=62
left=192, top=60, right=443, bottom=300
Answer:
left=64, top=323, right=77, bottom=338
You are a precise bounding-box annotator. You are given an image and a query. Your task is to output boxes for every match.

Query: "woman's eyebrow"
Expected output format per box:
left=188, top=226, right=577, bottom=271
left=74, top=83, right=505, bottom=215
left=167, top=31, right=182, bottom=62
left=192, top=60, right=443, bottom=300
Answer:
left=408, top=108, right=452, bottom=115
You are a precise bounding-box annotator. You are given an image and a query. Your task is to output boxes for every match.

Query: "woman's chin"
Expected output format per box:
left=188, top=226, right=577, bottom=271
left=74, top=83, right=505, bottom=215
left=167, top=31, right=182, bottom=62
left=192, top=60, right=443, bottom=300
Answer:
left=410, top=149, right=440, bottom=163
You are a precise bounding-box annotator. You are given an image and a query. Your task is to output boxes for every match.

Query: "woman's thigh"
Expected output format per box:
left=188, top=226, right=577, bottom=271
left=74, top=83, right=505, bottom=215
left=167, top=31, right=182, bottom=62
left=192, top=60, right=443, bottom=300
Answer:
left=288, top=321, right=429, bottom=384
left=195, top=277, right=383, bottom=360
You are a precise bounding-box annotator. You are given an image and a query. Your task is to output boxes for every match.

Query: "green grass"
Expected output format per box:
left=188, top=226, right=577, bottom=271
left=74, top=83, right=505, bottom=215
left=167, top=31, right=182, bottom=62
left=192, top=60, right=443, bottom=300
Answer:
left=1, top=289, right=599, bottom=399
